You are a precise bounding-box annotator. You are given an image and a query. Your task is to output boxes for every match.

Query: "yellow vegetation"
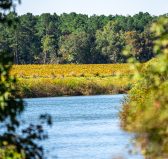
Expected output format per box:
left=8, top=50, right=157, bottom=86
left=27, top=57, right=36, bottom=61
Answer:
left=11, top=64, right=134, bottom=97
left=11, top=64, right=133, bottom=78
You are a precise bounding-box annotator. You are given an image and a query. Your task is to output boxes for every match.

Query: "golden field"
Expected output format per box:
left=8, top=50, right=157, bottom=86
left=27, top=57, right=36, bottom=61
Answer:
left=11, top=64, right=134, bottom=78
left=11, top=64, right=135, bottom=97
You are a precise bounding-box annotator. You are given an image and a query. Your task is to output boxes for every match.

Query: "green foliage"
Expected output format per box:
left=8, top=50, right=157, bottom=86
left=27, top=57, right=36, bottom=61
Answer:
left=59, top=13, right=88, bottom=34
left=96, top=20, right=126, bottom=63
left=58, top=32, right=92, bottom=63
left=120, top=17, right=168, bottom=159
left=0, top=145, right=24, bottom=159
left=0, top=1, right=52, bottom=159
left=124, top=29, right=154, bottom=62
left=42, top=35, right=58, bottom=63
left=0, top=12, right=159, bottom=64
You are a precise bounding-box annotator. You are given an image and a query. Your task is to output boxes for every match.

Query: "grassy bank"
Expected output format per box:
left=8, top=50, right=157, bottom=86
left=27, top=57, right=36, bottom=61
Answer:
left=11, top=64, right=134, bottom=98
left=16, top=76, right=132, bottom=97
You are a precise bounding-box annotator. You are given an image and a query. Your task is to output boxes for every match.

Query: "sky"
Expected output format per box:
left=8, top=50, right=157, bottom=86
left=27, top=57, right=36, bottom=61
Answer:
left=16, top=0, right=168, bottom=16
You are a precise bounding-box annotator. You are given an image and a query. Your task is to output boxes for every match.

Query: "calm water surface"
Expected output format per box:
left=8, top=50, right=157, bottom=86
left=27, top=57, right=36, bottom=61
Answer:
left=23, top=95, right=143, bottom=159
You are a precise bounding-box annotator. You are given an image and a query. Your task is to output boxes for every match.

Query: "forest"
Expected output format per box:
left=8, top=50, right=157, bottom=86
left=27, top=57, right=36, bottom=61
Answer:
left=0, top=12, right=166, bottom=64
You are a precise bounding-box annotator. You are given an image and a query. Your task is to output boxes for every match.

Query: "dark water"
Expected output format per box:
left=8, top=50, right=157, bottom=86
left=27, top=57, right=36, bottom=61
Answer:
left=23, top=95, right=143, bottom=159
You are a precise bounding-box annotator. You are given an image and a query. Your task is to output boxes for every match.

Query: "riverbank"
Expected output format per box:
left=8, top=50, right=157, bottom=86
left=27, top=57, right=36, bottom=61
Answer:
left=11, top=64, right=134, bottom=98
left=16, top=76, right=132, bottom=98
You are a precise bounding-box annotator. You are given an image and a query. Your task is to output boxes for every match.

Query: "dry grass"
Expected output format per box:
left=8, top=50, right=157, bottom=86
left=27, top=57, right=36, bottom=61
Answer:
left=11, top=64, right=135, bottom=97
left=11, top=64, right=134, bottom=78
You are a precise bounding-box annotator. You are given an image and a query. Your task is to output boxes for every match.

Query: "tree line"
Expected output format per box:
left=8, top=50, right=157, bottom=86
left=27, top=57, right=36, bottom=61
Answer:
left=0, top=12, right=167, bottom=64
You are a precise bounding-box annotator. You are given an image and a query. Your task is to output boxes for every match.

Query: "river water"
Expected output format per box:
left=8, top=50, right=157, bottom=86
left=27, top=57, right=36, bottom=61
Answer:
left=23, top=94, right=143, bottom=159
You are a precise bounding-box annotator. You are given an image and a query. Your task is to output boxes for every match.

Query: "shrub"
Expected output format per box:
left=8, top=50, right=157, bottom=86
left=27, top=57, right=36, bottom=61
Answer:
left=120, top=17, right=168, bottom=158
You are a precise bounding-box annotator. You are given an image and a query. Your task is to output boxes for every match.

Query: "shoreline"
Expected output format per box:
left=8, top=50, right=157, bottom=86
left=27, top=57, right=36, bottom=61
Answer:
left=23, top=93, right=126, bottom=99
left=19, top=92, right=128, bottom=99
left=13, top=64, right=133, bottom=98
left=17, top=84, right=130, bottom=98
left=16, top=77, right=131, bottom=98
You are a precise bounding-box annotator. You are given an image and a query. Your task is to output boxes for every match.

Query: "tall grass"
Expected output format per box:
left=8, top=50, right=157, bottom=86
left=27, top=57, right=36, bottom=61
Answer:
left=16, top=76, right=132, bottom=98
left=11, top=64, right=134, bottom=97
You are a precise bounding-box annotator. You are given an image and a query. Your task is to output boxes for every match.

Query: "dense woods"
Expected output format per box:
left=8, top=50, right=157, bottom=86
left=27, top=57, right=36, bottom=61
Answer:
left=1, top=12, right=166, bottom=64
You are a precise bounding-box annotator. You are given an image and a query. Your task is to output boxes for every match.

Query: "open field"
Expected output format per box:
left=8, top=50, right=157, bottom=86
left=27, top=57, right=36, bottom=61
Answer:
left=11, top=64, right=133, bottom=78
left=11, top=64, right=135, bottom=97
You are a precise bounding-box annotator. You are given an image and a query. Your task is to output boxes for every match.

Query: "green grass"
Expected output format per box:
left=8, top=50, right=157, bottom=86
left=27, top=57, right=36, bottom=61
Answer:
left=16, top=76, right=132, bottom=98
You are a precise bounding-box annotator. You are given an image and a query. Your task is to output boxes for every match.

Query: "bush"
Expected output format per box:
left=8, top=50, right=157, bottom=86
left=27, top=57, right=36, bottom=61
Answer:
left=120, top=17, right=168, bottom=159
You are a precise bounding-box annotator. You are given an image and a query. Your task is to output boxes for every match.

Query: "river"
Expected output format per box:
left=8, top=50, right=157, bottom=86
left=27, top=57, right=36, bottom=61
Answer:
left=23, top=94, right=143, bottom=159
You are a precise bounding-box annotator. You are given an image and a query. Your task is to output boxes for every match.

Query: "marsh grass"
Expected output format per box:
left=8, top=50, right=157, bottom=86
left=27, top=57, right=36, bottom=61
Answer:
left=12, top=64, right=135, bottom=97
left=16, top=76, right=132, bottom=98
